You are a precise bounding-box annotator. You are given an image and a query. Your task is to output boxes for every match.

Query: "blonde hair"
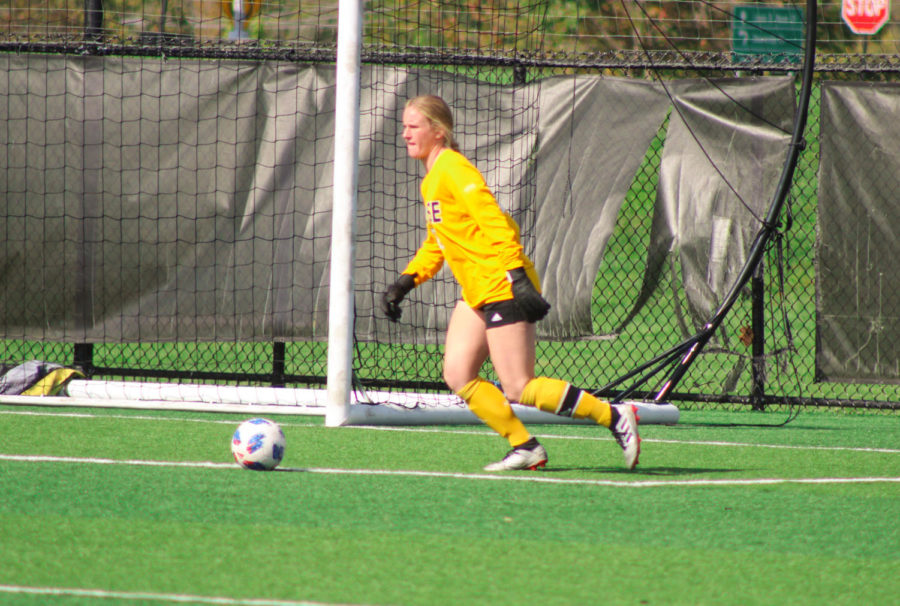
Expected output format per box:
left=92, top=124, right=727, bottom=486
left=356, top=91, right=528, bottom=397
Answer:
left=405, top=95, right=460, bottom=152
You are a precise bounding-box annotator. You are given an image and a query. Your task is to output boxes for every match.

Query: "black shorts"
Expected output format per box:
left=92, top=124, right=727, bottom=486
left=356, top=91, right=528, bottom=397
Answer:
left=479, top=299, right=528, bottom=328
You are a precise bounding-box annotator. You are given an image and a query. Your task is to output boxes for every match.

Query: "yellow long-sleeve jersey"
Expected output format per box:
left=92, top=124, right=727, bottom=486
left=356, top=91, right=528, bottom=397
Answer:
left=402, top=148, right=540, bottom=308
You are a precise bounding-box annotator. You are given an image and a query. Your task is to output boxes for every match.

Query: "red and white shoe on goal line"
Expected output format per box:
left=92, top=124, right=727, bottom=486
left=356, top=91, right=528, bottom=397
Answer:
left=483, top=438, right=548, bottom=471
left=611, top=404, right=641, bottom=469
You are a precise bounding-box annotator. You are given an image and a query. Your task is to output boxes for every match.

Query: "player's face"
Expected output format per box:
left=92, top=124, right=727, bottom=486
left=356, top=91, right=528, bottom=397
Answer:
left=402, top=106, right=444, bottom=164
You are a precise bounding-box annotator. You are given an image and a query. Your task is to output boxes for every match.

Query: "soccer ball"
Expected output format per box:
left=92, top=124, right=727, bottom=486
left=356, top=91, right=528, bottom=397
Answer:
left=231, top=418, right=286, bottom=471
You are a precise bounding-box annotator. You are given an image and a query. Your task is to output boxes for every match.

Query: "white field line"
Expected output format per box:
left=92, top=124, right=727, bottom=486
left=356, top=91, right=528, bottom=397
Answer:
left=0, top=584, right=343, bottom=606
left=1, top=453, right=898, bottom=488
left=2, top=407, right=898, bottom=455
left=348, top=424, right=900, bottom=454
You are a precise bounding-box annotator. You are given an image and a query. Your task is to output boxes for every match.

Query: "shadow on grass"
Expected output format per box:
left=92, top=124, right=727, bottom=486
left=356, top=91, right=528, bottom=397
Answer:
left=540, top=466, right=744, bottom=476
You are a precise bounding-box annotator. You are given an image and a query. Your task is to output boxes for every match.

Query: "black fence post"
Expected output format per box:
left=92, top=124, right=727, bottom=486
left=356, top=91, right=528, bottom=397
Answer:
left=73, top=343, right=94, bottom=377
left=272, top=341, right=286, bottom=387
left=514, top=65, right=527, bottom=86
left=84, top=0, right=104, bottom=40
left=750, top=263, right=766, bottom=410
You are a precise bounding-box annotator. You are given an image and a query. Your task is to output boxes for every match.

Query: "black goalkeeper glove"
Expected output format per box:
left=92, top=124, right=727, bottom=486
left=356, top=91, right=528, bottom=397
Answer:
left=381, top=273, right=416, bottom=322
left=507, top=267, right=551, bottom=323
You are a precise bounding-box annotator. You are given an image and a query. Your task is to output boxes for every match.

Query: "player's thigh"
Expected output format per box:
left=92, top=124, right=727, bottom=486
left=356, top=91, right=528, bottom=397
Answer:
left=486, top=320, right=536, bottom=402
left=443, top=301, right=489, bottom=392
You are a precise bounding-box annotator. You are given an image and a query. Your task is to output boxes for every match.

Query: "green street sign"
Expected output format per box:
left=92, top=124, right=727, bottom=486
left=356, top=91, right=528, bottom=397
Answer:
left=732, top=5, right=804, bottom=59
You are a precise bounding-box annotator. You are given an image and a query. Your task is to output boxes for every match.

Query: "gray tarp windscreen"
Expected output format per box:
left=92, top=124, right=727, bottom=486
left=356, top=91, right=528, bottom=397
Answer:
left=530, top=78, right=670, bottom=338
left=816, top=81, right=900, bottom=384
left=1, top=53, right=796, bottom=343
left=620, top=77, right=797, bottom=337
left=1, top=55, right=337, bottom=342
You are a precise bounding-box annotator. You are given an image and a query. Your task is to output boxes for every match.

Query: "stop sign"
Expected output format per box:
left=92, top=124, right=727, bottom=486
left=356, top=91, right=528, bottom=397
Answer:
left=842, top=0, right=890, bottom=35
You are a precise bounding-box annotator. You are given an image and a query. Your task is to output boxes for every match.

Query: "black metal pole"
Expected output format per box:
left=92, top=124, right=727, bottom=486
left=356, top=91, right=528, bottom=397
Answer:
left=272, top=341, right=286, bottom=387
left=84, top=0, right=104, bottom=40
left=73, top=343, right=95, bottom=377
left=750, top=262, right=766, bottom=410
left=160, top=0, right=169, bottom=34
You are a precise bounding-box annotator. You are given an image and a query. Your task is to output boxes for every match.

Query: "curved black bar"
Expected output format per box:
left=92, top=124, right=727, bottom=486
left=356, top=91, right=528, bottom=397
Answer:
left=652, top=0, right=818, bottom=403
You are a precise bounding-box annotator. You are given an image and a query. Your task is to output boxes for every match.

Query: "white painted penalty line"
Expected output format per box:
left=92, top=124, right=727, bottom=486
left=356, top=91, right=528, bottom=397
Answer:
left=357, top=424, right=900, bottom=454
left=1, top=453, right=898, bottom=488
left=0, top=584, right=342, bottom=606
left=3, top=408, right=898, bottom=455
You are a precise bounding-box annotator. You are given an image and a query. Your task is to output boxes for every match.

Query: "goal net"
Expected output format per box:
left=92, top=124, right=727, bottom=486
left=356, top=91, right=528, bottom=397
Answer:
left=0, top=0, right=824, bottom=420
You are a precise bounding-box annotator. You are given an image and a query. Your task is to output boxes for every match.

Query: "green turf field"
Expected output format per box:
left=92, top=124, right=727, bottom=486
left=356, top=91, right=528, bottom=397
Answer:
left=1, top=404, right=897, bottom=605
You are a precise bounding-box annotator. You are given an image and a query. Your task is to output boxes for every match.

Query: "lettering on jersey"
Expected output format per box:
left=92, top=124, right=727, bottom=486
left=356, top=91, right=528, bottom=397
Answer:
left=425, top=199, right=442, bottom=224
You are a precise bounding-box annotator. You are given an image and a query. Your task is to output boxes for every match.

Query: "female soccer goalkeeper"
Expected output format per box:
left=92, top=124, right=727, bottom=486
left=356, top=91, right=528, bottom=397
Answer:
left=381, top=94, right=640, bottom=471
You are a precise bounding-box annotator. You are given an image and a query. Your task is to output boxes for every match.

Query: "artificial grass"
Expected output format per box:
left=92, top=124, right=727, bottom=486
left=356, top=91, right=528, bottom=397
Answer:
left=0, top=406, right=897, bottom=605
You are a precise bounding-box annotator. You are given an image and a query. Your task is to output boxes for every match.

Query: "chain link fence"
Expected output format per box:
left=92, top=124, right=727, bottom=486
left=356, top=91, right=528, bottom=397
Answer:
left=1, top=2, right=897, bottom=410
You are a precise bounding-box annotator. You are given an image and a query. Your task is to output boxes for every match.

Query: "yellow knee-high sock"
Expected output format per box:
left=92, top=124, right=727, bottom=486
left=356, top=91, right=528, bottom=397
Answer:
left=519, top=377, right=613, bottom=427
left=458, top=378, right=532, bottom=447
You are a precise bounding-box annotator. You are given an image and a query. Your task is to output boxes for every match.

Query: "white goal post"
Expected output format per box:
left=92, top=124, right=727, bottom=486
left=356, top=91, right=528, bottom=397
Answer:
left=325, top=0, right=364, bottom=427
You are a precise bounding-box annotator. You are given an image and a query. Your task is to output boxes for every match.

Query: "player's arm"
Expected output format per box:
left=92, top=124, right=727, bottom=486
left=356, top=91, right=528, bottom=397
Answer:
left=381, top=230, right=444, bottom=322
left=402, top=228, right=444, bottom=285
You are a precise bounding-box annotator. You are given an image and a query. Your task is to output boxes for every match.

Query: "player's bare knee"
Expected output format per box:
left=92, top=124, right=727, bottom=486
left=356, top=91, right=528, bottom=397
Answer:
left=443, top=367, right=473, bottom=394
left=498, top=379, right=528, bottom=404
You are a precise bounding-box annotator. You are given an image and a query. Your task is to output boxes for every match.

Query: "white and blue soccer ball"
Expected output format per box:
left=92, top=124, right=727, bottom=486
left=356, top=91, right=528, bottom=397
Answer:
left=231, top=418, right=286, bottom=471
